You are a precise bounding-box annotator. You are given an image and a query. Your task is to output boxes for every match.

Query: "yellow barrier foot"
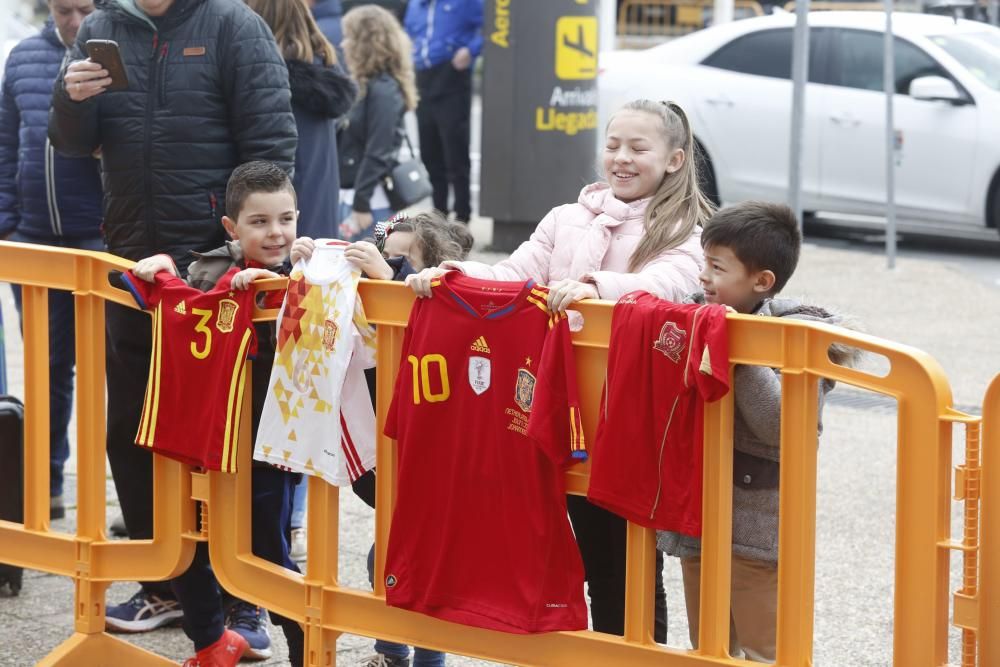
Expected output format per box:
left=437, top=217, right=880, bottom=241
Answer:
left=36, top=632, right=178, bottom=667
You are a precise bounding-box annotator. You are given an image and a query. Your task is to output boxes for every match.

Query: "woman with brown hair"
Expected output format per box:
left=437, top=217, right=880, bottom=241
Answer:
left=246, top=0, right=356, bottom=239
left=337, top=4, right=419, bottom=240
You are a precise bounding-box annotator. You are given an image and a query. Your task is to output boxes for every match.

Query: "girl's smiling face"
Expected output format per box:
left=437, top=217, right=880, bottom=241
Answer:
left=603, top=110, right=683, bottom=203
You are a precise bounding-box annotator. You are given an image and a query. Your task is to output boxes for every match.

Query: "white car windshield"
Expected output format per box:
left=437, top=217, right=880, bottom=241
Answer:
left=929, top=32, right=1000, bottom=91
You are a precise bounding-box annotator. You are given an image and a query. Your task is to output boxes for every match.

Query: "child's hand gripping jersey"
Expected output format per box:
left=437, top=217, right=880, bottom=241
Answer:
left=121, top=268, right=257, bottom=472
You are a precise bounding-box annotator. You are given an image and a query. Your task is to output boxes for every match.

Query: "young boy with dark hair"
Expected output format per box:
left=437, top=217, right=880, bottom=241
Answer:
left=129, top=160, right=304, bottom=666
left=657, top=200, right=859, bottom=663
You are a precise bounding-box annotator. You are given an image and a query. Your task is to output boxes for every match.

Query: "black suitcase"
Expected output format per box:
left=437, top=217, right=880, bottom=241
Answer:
left=0, top=394, right=24, bottom=595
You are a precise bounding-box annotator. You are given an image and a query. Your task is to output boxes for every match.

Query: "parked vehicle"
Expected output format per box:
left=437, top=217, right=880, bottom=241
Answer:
left=599, top=12, right=1000, bottom=239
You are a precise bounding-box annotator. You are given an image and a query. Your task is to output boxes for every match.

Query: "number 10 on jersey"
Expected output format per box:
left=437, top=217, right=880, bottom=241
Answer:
left=408, top=354, right=450, bottom=404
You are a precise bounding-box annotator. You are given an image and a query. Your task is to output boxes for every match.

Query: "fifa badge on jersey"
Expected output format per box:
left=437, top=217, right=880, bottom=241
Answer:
left=322, top=318, right=339, bottom=352
left=216, top=299, right=239, bottom=333
left=515, top=368, right=536, bottom=412
left=469, top=356, right=491, bottom=395
left=653, top=320, right=686, bottom=363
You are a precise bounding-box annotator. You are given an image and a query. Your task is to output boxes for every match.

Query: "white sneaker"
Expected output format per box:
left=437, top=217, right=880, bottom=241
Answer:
left=290, top=528, right=307, bottom=561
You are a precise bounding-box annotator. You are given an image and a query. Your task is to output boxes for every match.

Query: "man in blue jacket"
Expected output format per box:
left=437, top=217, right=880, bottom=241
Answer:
left=404, top=0, right=482, bottom=224
left=0, top=0, right=104, bottom=521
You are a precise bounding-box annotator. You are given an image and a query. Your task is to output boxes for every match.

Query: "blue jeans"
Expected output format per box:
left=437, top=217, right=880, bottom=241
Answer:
left=290, top=475, right=307, bottom=530
left=367, top=544, right=445, bottom=667
left=9, top=231, right=104, bottom=497
left=338, top=202, right=393, bottom=241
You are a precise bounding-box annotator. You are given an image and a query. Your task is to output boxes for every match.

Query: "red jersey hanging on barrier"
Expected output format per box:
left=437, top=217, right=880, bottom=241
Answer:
left=121, top=268, right=257, bottom=472
left=384, top=272, right=587, bottom=634
left=588, top=291, right=730, bottom=535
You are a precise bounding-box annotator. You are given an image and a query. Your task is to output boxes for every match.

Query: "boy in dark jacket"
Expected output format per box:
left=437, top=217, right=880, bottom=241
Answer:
left=657, top=201, right=860, bottom=663
left=129, top=161, right=303, bottom=666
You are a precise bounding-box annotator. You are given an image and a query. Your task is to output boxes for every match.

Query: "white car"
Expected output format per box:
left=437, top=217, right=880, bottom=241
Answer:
left=599, top=12, right=1000, bottom=239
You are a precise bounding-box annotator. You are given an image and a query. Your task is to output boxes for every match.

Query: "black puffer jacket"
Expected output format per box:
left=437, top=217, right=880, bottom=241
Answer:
left=337, top=72, right=405, bottom=214
left=48, top=0, right=297, bottom=271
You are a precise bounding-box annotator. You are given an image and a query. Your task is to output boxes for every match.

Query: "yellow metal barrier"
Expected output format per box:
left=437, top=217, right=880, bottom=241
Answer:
left=617, top=0, right=765, bottom=39
left=0, top=241, right=995, bottom=665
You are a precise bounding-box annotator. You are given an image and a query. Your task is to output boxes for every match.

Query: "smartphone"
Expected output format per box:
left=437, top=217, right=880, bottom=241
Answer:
left=85, top=39, right=129, bottom=92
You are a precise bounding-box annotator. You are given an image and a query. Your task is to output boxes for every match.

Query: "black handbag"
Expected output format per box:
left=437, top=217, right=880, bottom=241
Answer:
left=383, top=132, right=432, bottom=211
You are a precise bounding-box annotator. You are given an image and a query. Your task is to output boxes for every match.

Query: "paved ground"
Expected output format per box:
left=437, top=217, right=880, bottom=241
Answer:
left=0, top=216, right=995, bottom=666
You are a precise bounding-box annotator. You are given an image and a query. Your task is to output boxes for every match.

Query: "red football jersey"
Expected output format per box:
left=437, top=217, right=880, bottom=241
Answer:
left=588, top=291, right=729, bottom=535
left=383, top=272, right=587, bottom=634
left=121, top=268, right=257, bottom=472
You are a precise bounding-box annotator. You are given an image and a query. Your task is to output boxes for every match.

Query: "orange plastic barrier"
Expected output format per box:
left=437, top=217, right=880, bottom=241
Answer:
left=0, top=241, right=995, bottom=666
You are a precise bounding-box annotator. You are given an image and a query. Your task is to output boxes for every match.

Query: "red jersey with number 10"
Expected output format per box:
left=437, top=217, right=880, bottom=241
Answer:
left=121, top=268, right=257, bottom=472
left=589, top=291, right=730, bottom=535
left=384, top=272, right=587, bottom=634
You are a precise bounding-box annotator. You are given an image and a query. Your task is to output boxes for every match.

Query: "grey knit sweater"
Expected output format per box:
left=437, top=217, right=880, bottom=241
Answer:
left=657, top=294, right=860, bottom=564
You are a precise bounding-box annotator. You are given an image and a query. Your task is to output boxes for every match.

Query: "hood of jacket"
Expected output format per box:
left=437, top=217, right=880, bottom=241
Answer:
left=286, top=59, right=356, bottom=118
left=100, top=0, right=204, bottom=31
left=576, top=182, right=650, bottom=226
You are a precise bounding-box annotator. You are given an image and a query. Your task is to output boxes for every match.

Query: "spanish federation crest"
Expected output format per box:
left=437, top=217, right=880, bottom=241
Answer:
left=469, top=356, right=491, bottom=395
left=322, top=318, right=339, bottom=352
left=653, top=320, right=686, bottom=363
left=215, top=299, right=239, bottom=333
left=515, top=368, right=536, bottom=412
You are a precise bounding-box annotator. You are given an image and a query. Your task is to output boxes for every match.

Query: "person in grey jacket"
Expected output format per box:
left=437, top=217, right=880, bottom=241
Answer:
left=657, top=201, right=861, bottom=663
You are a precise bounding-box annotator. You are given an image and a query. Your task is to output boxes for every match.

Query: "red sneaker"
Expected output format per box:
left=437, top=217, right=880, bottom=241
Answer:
left=182, top=629, right=249, bottom=667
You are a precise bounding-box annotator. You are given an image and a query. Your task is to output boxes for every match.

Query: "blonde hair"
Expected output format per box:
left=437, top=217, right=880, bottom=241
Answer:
left=245, top=0, right=338, bottom=67
left=341, top=5, right=418, bottom=111
left=610, top=99, right=716, bottom=272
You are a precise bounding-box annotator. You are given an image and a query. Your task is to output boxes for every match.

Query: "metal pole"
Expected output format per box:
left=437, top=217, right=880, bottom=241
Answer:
left=884, top=3, right=896, bottom=269
left=714, top=0, right=735, bottom=25
left=599, top=0, right=617, bottom=52
left=788, top=0, right=810, bottom=229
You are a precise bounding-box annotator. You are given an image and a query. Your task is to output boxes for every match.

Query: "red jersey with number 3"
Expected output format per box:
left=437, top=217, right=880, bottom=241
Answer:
left=588, top=291, right=730, bottom=535
left=121, top=268, right=257, bottom=472
left=384, top=272, right=587, bottom=634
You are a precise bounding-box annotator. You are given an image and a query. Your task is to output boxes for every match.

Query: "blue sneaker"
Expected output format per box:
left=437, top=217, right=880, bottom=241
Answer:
left=225, top=601, right=272, bottom=660
left=105, top=588, right=183, bottom=632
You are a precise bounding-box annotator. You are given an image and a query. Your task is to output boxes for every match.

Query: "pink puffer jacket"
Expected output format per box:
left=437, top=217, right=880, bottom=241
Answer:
left=443, top=182, right=704, bottom=302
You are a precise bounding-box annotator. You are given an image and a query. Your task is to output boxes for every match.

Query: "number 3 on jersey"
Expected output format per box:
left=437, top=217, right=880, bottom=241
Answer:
left=408, top=354, right=450, bottom=404
left=190, top=307, right=213, bottom=359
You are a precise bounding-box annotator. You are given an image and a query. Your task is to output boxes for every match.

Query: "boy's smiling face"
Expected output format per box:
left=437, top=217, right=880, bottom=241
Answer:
left=700, top=244, right=775, bottom=314
left=222, top=190, right=297, bottom=266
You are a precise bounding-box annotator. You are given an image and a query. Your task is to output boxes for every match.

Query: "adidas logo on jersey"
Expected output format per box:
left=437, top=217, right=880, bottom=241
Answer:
left=470, top=336, right=491, bottom=354
left=174, top=300, right=187, bottom=315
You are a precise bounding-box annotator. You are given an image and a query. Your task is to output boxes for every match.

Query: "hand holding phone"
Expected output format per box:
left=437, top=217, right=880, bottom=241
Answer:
left=84, top=39, right=129, bottom=92
left=64, top=59, right=111, bottom=102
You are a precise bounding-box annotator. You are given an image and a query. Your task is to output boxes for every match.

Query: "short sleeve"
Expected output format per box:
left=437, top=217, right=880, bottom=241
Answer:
left=121, top=270, right=176, bottom=310
left=689, top=305, right=730, bottom=402
left=526, top=312, right=587, bottom=467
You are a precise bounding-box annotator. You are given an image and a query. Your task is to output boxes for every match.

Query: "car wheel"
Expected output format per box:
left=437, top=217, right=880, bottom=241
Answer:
left=694, top=138, right=720, bottom=207
left=989, top=171, right=1000, bottom=233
